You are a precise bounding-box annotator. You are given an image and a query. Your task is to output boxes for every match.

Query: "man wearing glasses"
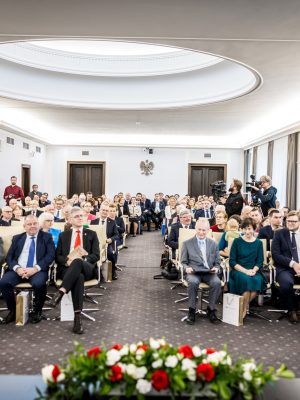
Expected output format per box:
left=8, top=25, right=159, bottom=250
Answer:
left=250, top=175, right=277, bottom=217
left=272, top=211, right=300, bottom=323
left=0, top=206, right=13, bottom=226
left=49, top=207, right=100, bottom=334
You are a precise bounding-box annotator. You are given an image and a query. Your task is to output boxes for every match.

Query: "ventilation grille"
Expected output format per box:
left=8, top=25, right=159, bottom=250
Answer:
left=6, top=137, right=14, bottom=145
left=82, top=151, right=89, bottom=156
left=36, top=146, right=41, bottom=153
left=204, top=153, right=211, bottom=158
left=23, top=142, right=29, bottom=149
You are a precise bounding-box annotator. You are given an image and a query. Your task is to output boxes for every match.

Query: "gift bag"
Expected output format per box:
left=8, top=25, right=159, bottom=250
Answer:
left=222, top=293, right=244, bottom=326
left=16, top=291, right=29, bottom=326
left=101, top=260, right=112, bottom=282
left=60, top=292, right=74, bottom=321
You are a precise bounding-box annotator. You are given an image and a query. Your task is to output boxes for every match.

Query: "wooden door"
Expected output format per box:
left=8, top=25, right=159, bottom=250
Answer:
left=188, top=164, right=227, bottom=198
left=21, top=164, right=31, bottom=198
left=67, top=162, right=105, bottom=198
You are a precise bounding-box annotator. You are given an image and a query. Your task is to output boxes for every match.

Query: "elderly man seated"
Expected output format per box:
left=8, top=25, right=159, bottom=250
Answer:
left=181, top=218, right=222, bottom=325
left=0, top=206, right=13, bottom=226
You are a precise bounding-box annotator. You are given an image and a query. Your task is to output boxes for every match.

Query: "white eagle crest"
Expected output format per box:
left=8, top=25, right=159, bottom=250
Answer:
left=140, top=159, right=154, bottom=176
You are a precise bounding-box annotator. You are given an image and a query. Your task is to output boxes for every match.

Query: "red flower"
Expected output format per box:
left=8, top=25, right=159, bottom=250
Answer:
left=178, top=345, right=193, bottom=359
left=206, top=348, right=216, bottom=355
left=110, top=365, right=123, bottom=382
left=137, top=344, right=148, bottom=352
left=52, top=364, right=61, bottom=382
left=112, top=344, right=123, bottom=350
left=152, top=370, right=169, bottom=391
left=87, top=346, right=101, bottom=359
left=196, top=363, right=215, bottom=382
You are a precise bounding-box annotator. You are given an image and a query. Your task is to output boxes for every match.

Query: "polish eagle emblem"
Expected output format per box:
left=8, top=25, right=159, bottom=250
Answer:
left=140, top=159, right=154, bottom=176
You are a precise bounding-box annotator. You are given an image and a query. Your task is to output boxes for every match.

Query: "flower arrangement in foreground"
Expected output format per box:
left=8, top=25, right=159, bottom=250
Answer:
left=37, top=338, right=294, bottom=400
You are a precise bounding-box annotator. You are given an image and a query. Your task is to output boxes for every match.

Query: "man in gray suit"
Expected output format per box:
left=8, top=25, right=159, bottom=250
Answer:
left=181, top=218, right=222, bottom=325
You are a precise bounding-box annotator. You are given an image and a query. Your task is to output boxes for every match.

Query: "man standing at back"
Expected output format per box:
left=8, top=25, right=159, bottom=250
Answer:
left=91, top=203, right=119, bottom=280
left=3, top=176, right=24, bottom=205
left=181, top=218, right=222, bottom=325
left=0, top=215, right=55, bottom=324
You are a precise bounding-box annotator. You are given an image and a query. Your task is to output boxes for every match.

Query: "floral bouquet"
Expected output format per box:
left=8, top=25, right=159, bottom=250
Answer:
left=37, top=338, right=294, bottom=400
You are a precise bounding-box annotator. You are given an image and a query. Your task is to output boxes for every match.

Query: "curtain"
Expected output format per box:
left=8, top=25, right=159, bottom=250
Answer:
left=252, top=146, right=257, bottom=175
left=286, top=133, right=298, bottom=210
left=267, top=140, right=274, bottom=178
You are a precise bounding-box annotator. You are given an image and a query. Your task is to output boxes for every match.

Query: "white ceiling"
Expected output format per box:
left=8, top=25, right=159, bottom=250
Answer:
left=0, top=0, right=300, bottom=149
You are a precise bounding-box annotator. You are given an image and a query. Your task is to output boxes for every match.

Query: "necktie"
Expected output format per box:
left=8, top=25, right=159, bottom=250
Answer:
left=291, top=233, right=299, bottom=263
left=74, top=230, right=81, bottom=248
left=205, top=210, right=209, bottom=218
left=101, top=220, right=105, bottom=225
left=27, top=237, right=35, bottom=267
left=185, top=225, right=189, bottom=229
left=56, top=210, right=60, bottom=218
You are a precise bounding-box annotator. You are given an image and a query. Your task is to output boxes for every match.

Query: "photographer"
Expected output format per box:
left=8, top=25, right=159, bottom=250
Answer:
left=224, top=179, right=244, bottom=218
left=251, top=175, right=277, bottom=217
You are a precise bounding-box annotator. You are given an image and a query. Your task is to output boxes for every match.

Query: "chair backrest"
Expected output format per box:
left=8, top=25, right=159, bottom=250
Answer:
left=259, top=238, right=268, bottom=265
left=10, top=220, right=24, bottom=227
left=178, top=228, right=196, bottom=261
left=88, top=225, right=107, bottom=262
left=1, top=234, right=13, bottom=259
left=0, top=226, right=24, bottom=238
left=212, top=232, right=223, bottom=245
left=206, top=229, right=213, bottom=238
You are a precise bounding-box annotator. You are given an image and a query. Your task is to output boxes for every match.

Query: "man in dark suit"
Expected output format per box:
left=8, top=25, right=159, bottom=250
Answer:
left=24, top=200, right=44, bottom=218
left=28, top=184, right=42, bottom=200
left=151, top=193, right=165, bottom=230
left=54, top=198, right=65, bottom=222
left=0, top=206, right=13, bottom=226
left=181, top=218, right=222, bottom=325
left=258, top=209, right=282, bottom=250
left=49, top=207, right=100, bottom=334
left=168, top=209, right=196, bottom=258
left=271, top=210, right=300, bottom=323
left=194, top=199, right=215, bottom=224
left=140, top=193, right=152, bottom=232
left=91, top=203, right=119, bottom=280
left=0, top=215, right=55, bottom=324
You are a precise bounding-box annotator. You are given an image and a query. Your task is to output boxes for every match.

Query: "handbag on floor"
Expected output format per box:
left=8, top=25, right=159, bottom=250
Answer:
left=16, top=291, right=29, bottom=326
left=222, top=293, right=244, bottom=326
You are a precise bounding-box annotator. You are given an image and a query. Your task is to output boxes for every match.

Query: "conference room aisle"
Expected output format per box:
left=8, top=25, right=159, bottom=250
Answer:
left=0, top=231, right=299, bottom=377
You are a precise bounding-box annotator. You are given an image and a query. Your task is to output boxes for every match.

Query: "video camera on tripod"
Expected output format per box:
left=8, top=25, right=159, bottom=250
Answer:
left=210, top=180, right=227, bottom=202
left=245, top=174, right=261, bottom=206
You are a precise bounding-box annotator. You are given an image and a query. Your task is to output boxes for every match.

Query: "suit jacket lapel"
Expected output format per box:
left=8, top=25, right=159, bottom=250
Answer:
left=83, top=228, right=89, bottom=250
left=17, top=233, right=27, bottom=258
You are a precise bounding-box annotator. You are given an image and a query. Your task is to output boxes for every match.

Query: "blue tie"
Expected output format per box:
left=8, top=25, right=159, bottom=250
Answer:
left=27, top=237, right=35, bottom=267
left=291, top=233, right=299, bottom=263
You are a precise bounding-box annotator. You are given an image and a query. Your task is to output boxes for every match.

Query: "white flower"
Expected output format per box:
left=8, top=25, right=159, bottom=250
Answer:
left=119, top=345, right=129, bottom=357
left=177, top=353, right=184, bottom=361
left=130, top=344, right=137, bottom=353
left=165, top=355, right=178, bottom=368
left=152, top=359, right=163, bottom=369
left=149, top=338, right=160, bottom=350
left=136, top=348, right=145, bottom=361
left=255, top=377, right=262, bottom=386
left=242, top=362, right=256, bottom=372
left=239, top=382, right=246, bottom=392
left=136, top=379, right=152, bottom=394
left=137, top=341, right=143, bottom=346
left=117, top=363, right=126, bottom=373
left=152, top=352, right=159, bottom=360
left=186, top=368, right=196, bottom=381
left=126, top=364, right=137, bottom=379
left=41, top=365, right=65, bottom=384
left=136, top=366, right=147, bottom=379
left=243, top=371, right=252, bottom=381
left=158, top=339, right=166, bottom=346
left=192, top=346, right=201, bottom=358
left=181, top=358, right=196, bottom=371
left=106, top=349, right=121, bottom=366
left=206, top=351, right=223, bottom=365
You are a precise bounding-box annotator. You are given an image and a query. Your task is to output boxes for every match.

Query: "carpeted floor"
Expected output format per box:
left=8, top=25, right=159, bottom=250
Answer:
left=0, top=231, right=299, bottom=376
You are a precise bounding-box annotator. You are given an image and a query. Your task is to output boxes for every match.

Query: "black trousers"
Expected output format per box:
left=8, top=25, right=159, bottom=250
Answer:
left=107, top=244, right=117, bottom=275
left=151, top=211, right=164, bottom=229
left=277, top=269, right=300, bottom=311
left=60, top=259, right=97, bottom=311
left=0, top=270, right=48, bottom=312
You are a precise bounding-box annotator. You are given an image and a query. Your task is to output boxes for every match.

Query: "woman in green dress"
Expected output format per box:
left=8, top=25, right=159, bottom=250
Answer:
left=229, top=218, right=265, bottom=319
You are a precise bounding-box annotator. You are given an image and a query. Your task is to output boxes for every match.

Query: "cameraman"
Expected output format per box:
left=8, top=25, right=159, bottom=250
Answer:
left=224, top=179, right=244, bottom=218
left=251, top=175, right=277, bottom=217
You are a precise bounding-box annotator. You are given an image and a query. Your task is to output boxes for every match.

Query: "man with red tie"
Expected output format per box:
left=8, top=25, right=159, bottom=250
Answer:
left=49, top=207, right=100, bottom=334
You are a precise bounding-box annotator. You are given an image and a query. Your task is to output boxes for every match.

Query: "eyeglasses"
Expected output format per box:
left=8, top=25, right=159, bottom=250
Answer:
left=72, top=214, right=84, bottom=219
left=45, top=219, right=54, bottom=222
left=286, top=220, right=299, bottom=223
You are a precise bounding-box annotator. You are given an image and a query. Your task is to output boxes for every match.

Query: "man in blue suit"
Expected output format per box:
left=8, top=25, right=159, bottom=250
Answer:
left=271, top=211, right=300, bottom=323
left=258, top=209, right=282, bottom=250
left=0, top=215, right=55, bottom=324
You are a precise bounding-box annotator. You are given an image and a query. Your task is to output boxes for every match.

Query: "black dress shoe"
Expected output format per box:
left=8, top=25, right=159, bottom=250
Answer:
left=207, top=308, right=221, bottom=323
left=112, top=274, right=118, bottom=280
left=48, top=290, right=64, bottom=308
left=30, top=311, right=43, bottom=324
left=73, top=313, right=84, bottom=334
left=288, top=311, right=299, bottom=324
left=186, top=307, right=196, bottom=325
left=3, top=310, right=15, bottom=324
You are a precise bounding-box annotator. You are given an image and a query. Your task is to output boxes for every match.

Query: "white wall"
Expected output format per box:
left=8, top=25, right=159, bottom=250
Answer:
left=256, top=143, right=268, bottom=178
left=46, top=146, right=243, bottom=199
left=297, top=132, right=300, bottom=209
left=0, top=128, right=47, bottom=207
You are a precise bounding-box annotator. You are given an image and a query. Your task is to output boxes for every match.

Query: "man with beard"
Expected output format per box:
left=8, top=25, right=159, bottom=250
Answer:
left=3, top=176, right=24, bottom=205
left=225, top=179, right=244, bottom=218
